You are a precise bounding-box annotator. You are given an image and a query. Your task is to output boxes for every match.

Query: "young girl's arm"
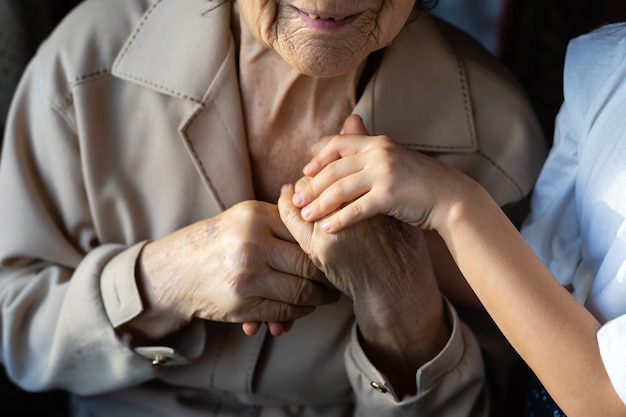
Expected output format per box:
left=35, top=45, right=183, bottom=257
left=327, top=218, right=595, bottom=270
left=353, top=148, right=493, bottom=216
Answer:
left=440, top=183, right=623, bottom=416
left=293, top=114, right=625, bottom=416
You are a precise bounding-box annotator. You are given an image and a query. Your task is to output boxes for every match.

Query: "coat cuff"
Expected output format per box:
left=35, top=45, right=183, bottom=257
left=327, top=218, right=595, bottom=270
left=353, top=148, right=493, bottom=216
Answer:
left=345, top=297, right=487, bottom=415
left=100, top=241, right=204, bottom=365
left=100, top=241, right=148, bottom=328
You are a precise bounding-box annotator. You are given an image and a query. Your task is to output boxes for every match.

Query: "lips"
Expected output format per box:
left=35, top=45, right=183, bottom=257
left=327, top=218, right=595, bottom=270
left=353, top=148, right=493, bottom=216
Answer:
left=294, top=7, right=360, bottom=26
left=306, top=13, right=349, bottom=21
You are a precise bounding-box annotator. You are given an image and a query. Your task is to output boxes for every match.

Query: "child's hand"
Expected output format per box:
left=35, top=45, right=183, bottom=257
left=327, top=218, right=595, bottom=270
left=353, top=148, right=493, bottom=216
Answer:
left=292, top=114, right=473, bottom=233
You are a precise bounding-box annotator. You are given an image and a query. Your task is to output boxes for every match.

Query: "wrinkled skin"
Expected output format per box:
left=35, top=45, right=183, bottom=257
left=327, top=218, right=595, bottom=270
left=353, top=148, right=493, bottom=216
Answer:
left=128, top=201, right=340, bottom=342
left=237, top=0, right=416, bottom=76
left=131, top=0, right=420, bottom=339
left=278, top=184, right=450, bottom=397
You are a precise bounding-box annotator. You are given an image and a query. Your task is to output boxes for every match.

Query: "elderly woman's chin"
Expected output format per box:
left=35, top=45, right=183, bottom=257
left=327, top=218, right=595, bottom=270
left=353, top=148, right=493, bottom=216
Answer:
left=280, top=44, right=370, bottom=77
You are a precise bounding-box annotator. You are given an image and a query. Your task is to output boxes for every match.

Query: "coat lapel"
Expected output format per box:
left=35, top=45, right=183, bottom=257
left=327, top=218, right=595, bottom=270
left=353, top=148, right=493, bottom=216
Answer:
left=111, top=2, right=478, bottom=210
left=112, top=0, right=253, bottom=210
left=354, top=13, right=477, bottom=153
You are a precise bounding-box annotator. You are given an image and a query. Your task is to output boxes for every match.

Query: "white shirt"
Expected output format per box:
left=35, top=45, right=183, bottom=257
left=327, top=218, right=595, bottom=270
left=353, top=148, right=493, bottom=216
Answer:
left=521, top=22, right=626, bottom=405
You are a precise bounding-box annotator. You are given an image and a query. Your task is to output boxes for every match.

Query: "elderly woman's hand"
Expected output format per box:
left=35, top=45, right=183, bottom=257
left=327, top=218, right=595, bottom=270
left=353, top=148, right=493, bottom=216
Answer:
left=124, top=200, right=340, bottom=343
left=278, top=184, right=450, bottom=397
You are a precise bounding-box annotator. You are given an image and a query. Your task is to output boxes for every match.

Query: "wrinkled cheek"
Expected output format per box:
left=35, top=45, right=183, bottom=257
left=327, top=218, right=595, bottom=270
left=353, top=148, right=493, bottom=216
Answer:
left=238, top=0, right=280, bottom=44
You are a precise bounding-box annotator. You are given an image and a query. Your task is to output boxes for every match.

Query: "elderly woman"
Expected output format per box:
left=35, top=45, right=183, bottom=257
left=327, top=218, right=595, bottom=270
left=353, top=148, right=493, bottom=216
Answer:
left=0, top=0, right=547, bottom=416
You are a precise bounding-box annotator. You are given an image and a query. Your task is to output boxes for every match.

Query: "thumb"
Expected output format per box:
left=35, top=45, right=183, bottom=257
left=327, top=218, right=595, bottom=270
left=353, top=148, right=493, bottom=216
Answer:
left=278, top=184, right=314, bottom=251
left=342, top=114, right=369, bottom=136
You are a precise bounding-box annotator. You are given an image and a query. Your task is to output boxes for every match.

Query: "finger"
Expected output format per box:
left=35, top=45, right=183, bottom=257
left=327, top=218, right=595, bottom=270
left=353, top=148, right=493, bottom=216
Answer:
left=242, top=321, right=263, bottom=336
left=294, top=157, right=364, bottom=210
left=292, top=176, right=314, bottom=207
left=299, top=171, right=372, bottom=223
left=278, top=184, right=315, bottom=248
left=267, top=321, right=292, bottom=337
left=319, top=194, right=382, bottom=233
left=342, top=114, right=369, bottom=136
left=251, top=269, right=339, bottom=306
left=265, top=235, right=320, bottom=279
left=303, top=114, right=371, bottom=177
left=265, top=203, right=298, bottom=243
left=302, top=136, right=346, bottom=177
left=245, top=302, right=316, bottom=324
left=309, top=134, right=333, bottom=159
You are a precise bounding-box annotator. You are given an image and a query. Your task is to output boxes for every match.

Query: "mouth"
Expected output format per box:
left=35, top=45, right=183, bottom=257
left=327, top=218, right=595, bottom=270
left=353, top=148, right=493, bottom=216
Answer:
left=294, top=7, right=360, bottom=28
left=306, top=12, right=351, bottom=21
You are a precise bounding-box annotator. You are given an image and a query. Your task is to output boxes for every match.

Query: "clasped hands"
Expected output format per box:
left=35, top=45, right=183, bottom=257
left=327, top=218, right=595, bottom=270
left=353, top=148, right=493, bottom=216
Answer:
left=135, top=115, right=454, bottom=342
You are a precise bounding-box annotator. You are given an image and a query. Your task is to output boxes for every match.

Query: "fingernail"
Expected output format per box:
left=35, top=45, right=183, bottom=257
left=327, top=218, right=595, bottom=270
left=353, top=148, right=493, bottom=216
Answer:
left=321, top=221, right=331, bottom=232
left=301, top=207, right=311, bottom=219
left=292, top=192, right=303, bottom=206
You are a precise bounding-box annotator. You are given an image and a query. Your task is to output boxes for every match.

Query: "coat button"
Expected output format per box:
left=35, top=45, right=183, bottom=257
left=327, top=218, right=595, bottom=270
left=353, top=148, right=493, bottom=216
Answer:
left=370, top=381, right=388, bottom=394
left=151, top=354, right=169, bottom=366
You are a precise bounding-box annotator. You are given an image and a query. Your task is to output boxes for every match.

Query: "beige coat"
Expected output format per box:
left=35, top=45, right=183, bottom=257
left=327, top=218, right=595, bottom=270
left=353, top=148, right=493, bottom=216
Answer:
left=0, top=0, right=547, bottom=416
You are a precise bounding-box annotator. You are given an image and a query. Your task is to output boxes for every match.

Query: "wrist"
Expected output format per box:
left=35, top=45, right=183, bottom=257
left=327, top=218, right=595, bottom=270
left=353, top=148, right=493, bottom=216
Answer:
left=124, top=241, right=190, bottom=343
left=355, top=292, right=449, bottom=363
left=439, top=180, right=486, bottom=244
left=355, top=294, right=450, bottom=397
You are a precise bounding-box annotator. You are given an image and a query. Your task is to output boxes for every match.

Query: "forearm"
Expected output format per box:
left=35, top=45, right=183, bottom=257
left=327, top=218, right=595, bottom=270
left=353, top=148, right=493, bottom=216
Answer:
left=440, top=185, right=623, bottom=416
left=349, top=222, right=451, bottom=398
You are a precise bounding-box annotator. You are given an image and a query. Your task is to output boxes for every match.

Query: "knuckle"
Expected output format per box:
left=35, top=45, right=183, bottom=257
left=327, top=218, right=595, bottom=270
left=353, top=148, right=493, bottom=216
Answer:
left=229, top=241, right=258, bottom=269
left=325, top=160, right=340, bottom=177
left=296, top=251, right=318, bottom=278
left=289, top=280, right=310, bottom=305
left=347, top=202, right=364, bottom=219
left=228, top=271, right=255, bottom=297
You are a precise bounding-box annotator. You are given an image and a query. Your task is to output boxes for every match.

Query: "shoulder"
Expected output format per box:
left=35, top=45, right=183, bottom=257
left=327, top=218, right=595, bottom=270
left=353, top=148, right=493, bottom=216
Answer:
left=428, top=15, right=549, bottom=205
left=429, top=14, right=526, bottom=94
left=381, top=13, right=548, bottom=206
left=565, top=22, right=626, bottom=74
left=562, top=23, right=626, bottom=120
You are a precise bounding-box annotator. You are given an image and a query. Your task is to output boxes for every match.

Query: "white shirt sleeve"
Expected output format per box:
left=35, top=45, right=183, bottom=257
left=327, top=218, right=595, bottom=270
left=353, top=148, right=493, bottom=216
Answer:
left=597, top=315, right=626, bottom=405
left=520, top=100, right=585, bottom=298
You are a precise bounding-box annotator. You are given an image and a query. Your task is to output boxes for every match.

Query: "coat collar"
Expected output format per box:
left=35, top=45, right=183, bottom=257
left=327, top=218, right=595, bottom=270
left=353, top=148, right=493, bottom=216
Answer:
left=112, top=0, right=231, bottom=104
left=110, top=1, right=477, bottom=208
left=112, top=0, right=254, bottom=210
left=354, top=12, right=477, bottom=152
left=112, top=1, right=477, bottom=153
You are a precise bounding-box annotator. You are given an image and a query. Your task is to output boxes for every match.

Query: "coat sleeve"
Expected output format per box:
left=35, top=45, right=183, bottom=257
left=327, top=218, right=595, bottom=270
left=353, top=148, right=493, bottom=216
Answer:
left=345, top=299, right=489, bottom=416
left=0, top=52, right=194, bottom=395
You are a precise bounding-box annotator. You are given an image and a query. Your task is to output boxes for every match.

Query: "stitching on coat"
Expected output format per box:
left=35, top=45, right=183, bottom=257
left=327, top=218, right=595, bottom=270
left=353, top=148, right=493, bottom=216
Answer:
left=113, top=72, right=203, bottom=103
left=456, top=56, right=476, bottom=148
left=477, top=149, right=523, bottom=197
left=73, top=69, right=110, bottom=84
left=116, top=0, right=163, bottom=65
left=209, top=322, right=229, bottom=390
left=405, top=143, right=474, bottom=151
left=113, top=0, right=203, bottom=103
left=180, top=103, right=227, bottom=211
left=244, top=330, right=266, bottom=394
left=58, top=69, right=112, bottom=112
